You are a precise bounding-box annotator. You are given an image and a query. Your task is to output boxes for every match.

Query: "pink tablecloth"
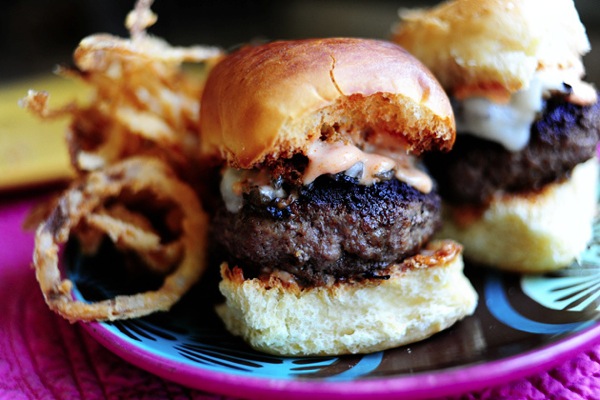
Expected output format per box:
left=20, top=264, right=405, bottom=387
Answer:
left=1, top=193, right=600, bottom=400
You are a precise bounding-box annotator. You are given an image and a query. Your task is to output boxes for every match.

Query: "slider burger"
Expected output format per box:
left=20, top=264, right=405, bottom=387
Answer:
left=199, top=38, right=477, bottom=356
left=394, top=0, right=600, bottom=273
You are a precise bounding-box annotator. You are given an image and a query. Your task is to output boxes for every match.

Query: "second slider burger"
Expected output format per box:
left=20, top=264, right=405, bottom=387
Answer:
left=394, top=0, right=600, bottom=273
left=199, top=38, right=477, bottom=356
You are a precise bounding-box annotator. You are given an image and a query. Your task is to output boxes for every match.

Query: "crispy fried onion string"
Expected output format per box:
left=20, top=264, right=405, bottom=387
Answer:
left=84, top=204, right=184, bottom=274
left=67, top=32, right=221, bottom=173
left=18, top=90, right=77, bottom=120
left=126, top=0, right=157, bottom=40
left=20, top=0, right=223, bottom=175
left=33, top=157, right=207, bottom=322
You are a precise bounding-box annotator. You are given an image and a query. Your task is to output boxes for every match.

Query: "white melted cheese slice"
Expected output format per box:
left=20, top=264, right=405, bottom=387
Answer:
left=456, top=70, right=597, bottom=151
left=220, top=167, right=286, bottom=213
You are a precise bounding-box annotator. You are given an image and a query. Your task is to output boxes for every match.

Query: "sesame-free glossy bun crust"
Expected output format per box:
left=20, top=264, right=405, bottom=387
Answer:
left=200, top=38, right=455, bottom=168
left=393, top=0, right=591, bottom=100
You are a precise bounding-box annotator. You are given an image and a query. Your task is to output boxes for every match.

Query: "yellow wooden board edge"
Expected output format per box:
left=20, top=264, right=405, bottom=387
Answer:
left=0, top=75, right=81, bottom=191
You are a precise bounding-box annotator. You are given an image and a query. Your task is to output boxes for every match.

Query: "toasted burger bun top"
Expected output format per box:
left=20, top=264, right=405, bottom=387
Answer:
left=393, top=0, right=591, bottom=101
left=199, top=38, right=455, bottom=169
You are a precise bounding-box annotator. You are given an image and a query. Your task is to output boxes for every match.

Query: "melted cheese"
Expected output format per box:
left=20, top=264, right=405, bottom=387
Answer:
left=455, top=70, right=597, bottom=152
left=303, top=140, right=432, bottom=193
left=220, top=167, right=286, bottom=213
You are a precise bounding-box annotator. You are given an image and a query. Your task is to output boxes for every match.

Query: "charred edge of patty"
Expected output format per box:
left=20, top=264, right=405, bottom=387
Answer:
left=425, top=94, right=600, bottom=205
left=211, top=173, right=441, bottom=287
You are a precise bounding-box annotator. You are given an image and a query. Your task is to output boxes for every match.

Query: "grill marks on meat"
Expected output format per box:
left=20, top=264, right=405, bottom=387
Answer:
left=212, top=174, right=441, bottom=286
left=425, top=95, right=600, bottom=205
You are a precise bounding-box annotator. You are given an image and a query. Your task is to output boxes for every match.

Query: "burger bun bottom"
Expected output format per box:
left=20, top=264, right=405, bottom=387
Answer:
left=215, top=240, right=477, bottom=357
left=438, top=158, right=598, bottom=273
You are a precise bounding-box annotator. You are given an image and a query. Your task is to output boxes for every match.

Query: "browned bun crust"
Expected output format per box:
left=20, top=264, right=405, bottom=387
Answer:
left=393, top=0, right=591, bottom=100
left=199, top=38, right=455, bottom=168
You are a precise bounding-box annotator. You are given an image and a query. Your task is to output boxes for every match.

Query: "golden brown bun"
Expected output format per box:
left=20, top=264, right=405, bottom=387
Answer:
left=200, top=38, right=455, bottom=168
left=393, top=0, right=591, bottom=100
left=437, top=158, right=598, bottom=273
left=215, top=240, right=478, bottom=356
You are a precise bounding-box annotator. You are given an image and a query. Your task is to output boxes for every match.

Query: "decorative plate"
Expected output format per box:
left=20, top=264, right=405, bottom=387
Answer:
left=66, top=213, right=600, bottom=400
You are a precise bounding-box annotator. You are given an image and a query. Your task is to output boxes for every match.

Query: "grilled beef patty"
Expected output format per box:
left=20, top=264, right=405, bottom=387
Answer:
left=425, top=94, right=600, bottom=205
left=211, top=173, right=441, bottom=286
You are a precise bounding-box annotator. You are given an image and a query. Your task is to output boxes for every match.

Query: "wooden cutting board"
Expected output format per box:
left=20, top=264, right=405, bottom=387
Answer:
left=0, top=75, right=82, bottom=191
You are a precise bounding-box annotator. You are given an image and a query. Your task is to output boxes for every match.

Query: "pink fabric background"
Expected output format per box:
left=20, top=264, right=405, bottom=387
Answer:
left=1, top=194, right=600, bottom=400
